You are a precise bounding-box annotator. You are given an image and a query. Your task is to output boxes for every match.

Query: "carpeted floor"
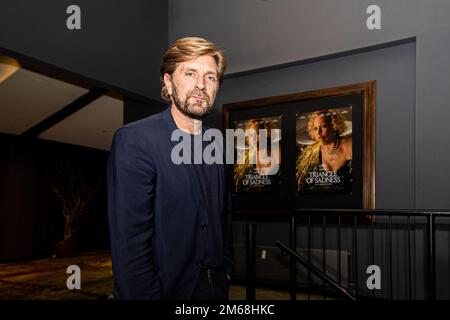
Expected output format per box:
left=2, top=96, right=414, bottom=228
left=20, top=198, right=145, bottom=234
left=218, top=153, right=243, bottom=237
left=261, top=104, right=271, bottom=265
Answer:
left=0, top=251, right=328, bottom=300
left=0, top=251, right=113, bottom=300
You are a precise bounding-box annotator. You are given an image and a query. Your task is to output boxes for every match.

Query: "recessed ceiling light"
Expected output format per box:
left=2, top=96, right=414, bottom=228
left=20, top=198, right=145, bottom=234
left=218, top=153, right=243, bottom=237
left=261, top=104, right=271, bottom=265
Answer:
left=0, top=56, right=20, bottom=84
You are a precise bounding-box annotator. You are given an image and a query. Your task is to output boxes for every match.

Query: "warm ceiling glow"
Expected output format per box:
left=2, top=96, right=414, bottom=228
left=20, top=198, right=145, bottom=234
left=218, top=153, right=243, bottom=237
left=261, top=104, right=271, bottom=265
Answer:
left=0, top=56, right=20, bottom=84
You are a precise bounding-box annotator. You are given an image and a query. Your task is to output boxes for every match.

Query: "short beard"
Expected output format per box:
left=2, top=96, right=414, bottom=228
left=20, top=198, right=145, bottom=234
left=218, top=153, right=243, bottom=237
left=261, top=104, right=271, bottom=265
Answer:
left=171, top=85, right=214, bottom=120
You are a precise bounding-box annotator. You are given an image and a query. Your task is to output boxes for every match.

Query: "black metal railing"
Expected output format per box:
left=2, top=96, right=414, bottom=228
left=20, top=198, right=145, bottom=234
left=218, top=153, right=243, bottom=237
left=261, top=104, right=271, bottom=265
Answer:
left=275, top=240, right=356, bottom=300
left=235, top=209, right=450, bottom=300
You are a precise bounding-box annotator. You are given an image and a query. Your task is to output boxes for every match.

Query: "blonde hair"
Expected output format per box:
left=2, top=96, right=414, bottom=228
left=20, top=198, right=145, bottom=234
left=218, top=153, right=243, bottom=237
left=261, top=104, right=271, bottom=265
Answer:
left=307, top=109, right=347, bottom=140
left=233, top=119, right=279, bottom=190
left=160, top=37, right=227, bottom=101
left=296, top=141, right=321, bottom=191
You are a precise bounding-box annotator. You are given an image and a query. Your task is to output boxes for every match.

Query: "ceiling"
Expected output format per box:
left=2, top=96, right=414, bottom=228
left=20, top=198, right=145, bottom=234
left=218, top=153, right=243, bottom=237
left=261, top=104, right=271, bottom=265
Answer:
left=0, top=55, right=123, bottom=151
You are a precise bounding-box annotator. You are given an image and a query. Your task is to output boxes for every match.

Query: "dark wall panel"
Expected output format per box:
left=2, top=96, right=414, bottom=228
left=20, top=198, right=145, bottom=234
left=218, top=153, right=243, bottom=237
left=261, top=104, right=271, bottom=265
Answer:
left=0, top=134, right=109, bottom=261
left=124, top=97, right=167, bottom=125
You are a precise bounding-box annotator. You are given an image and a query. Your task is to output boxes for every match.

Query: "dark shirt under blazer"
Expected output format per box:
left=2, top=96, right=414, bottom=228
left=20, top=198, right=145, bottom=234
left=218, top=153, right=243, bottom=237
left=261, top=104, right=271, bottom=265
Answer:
left=107, top=107, right=233, bottom=300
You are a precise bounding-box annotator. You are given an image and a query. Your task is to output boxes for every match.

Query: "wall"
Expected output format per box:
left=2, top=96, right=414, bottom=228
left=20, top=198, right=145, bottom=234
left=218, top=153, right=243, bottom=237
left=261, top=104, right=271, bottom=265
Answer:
left=415, top=25, right=450, bottom=209
left=170, top=0, right=450, bottom=210
left=0, top=137, right=36, bottom=260
left=216, top=42, right=416, bottom=209
left=0, top=134, right=110, bottom=261
left=170, top=0, right=450, bottom=74
left=123, top=97, right=167, bottom=125
left=0, top=0, right=167, bottom=101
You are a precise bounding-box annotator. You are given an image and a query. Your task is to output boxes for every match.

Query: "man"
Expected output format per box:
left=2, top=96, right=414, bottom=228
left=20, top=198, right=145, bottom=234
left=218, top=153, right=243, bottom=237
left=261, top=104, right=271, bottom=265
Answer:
left=107, top=37, right=233, bottom=300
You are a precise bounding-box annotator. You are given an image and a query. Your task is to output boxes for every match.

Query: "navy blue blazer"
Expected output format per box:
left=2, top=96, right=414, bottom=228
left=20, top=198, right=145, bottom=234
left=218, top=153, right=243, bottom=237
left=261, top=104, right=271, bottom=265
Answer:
left=107, top=107, right=233, bottom=300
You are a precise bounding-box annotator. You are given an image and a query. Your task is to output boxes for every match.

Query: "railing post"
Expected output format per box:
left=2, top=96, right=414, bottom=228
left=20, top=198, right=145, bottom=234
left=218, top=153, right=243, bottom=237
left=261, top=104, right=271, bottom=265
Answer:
left=290, top=215, right=297, bottom=300
left=246, top=223, right=256, bottom=300
left=428, top=214, right=436, bottom=300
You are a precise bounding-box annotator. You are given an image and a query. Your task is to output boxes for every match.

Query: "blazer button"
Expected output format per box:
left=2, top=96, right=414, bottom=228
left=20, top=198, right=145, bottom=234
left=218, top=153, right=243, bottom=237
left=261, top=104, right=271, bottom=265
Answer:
left=201, top=224, right=208, bottom=231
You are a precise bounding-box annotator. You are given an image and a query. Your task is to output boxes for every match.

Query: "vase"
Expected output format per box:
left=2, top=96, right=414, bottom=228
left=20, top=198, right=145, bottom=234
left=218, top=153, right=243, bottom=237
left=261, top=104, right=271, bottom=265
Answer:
left=53, top=241, right=77, bottom=258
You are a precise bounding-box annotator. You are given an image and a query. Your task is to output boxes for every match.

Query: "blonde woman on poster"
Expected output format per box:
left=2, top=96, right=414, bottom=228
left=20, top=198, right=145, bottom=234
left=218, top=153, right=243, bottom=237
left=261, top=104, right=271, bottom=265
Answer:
left=234, top=117, right=281, bottom=194
left=296, top=108, right=352, bottom=194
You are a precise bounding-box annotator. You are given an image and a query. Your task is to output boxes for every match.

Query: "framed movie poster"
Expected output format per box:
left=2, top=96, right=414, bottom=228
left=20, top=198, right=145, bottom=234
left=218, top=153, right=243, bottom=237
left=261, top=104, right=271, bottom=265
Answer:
left=223, top=81, right=376, bottom=211
left=296, top=106, right=353, bottom=195
left=233, top=116, right=282, bottom=194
